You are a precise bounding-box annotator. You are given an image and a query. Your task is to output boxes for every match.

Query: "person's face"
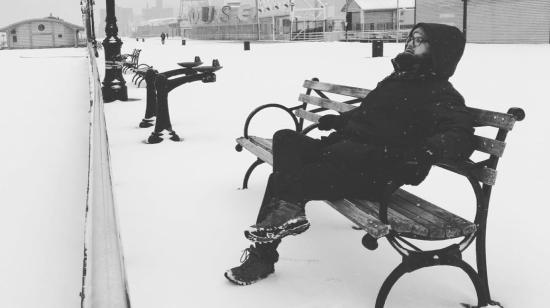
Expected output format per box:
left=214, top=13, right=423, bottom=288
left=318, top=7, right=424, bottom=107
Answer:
left=405, top=27, right=430, bottom=58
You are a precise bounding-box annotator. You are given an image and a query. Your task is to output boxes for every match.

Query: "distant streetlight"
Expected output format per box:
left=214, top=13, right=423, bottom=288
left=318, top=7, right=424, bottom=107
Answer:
left=102, top=0, right=128, bottom=102
left=396, top=0, right=400, bottom=42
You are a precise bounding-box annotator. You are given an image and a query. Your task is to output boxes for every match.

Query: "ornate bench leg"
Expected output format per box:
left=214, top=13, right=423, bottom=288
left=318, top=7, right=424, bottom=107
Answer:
left=476, top=229, right=496, bottom=307
left=242, top=158, right=265, bottom=189
left=376, top=244, right=489, bottom=308
left=375, top=262, right=409, bottom=308
left=456, top=259, right=489, bottom=307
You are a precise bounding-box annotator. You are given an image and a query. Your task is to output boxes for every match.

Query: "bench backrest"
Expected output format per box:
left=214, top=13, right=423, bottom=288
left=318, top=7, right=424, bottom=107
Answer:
left=295, top=79, right=525, bottom=186
left=132, top=49, right=141, bottom=65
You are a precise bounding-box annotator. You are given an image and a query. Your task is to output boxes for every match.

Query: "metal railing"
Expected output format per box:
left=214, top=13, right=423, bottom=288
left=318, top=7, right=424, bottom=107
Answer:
left=80, top=1, right=131, bottom=307
left=185, top=21, right=411, bottom=42
left=345, top=29, right=410, bottom=42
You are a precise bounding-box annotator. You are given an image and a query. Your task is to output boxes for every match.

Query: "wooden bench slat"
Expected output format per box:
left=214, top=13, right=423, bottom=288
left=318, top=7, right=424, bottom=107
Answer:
left=250, top=136, right=273, bottom=154
left=349, top=198, right=430, bottom=237
left=388, top=197, right=449, bottom=239
left=472, top=135, right=506, bottom=158
left=236, top=137, right=273, bottom=165
left=391, top=189, right=476, bottom=239
left=295, top=109, right=321, bottom=123
left=326, top=199, right=389, bottom=238
left=298, top=94, right=357, bottom=113
left=436, top=160, right=497, bottom=186
left=466, top=107, right=516, bottom=131
left=302, top=82, right=516, bottom=131
left=471, top=167, right=497, bottom=186
left=303, top=80, right=371, bottom=98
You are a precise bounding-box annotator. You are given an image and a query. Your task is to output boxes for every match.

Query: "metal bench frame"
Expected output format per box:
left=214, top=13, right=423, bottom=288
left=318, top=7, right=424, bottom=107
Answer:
left=121, top=48, right=141, bottom=74
left=235, top=78, right=525, bottom=308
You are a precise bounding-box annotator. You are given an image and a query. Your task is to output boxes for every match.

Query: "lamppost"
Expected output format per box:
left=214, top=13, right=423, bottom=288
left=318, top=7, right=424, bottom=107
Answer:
left=344, top=0, right=350, bottom=42
left=102, top=0, right=128, bottom=102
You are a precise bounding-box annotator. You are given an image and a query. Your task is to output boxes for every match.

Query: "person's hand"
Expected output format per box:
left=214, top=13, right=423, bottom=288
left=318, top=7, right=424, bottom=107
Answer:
left=317, top=114, right=344, bottom=131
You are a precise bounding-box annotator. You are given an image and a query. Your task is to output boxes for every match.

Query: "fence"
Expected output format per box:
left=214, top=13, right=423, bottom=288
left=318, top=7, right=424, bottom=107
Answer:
left=186, top=20, right=410, bottom=42
left=80, top=1, right=131, bottom=307
left=80, top=40, right=131, bottom=308
left=186, top=23, right=260, bottom=41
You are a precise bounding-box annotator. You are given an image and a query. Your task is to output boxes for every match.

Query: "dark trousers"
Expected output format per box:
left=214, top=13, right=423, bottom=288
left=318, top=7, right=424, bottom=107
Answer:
left=256, top=129, right=385, bottom=224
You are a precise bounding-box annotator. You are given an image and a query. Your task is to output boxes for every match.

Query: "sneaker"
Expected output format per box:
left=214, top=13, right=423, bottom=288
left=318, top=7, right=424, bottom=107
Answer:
left=245, top=222, right=310, bottom=243
left=224, top=245, right=278, bottom=286
left=245, top=199, right=310, bottom=243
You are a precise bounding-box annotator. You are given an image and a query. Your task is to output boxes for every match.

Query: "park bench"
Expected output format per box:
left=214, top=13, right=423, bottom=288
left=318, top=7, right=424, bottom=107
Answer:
left=121, top=48, right=141, bottom=74
left=235, top=78, right=525, bottom=308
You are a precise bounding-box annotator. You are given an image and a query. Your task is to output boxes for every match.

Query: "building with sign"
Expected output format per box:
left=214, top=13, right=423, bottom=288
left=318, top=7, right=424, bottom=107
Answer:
left=0, top=15, right=84, bottom=49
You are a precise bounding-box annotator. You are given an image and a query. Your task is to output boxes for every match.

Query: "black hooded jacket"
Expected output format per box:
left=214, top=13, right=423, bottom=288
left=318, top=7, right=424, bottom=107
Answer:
left=326, top=23, right=474, bottom=185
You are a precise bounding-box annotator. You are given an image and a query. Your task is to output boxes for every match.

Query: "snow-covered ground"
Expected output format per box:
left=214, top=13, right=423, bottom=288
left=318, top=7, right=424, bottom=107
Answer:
left=0, top=47, right=89, bottom=308
left=1, top=38, right=548, bottom=308
left=99, top=38, right=550, bottom=307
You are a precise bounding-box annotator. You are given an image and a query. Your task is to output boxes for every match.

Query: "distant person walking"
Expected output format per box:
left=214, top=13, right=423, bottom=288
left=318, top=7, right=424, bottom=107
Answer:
left=160, top=32, right=166, bottom=45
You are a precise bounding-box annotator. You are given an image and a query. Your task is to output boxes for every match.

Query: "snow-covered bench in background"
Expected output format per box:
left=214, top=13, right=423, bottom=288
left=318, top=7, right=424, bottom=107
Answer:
left=235, top=78, right=525, bottom=308
left=121, top=48, right=141, bottom=74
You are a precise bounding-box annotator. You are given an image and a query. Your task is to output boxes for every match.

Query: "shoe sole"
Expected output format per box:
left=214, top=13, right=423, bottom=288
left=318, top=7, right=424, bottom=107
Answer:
left=244, top=221, right=310, bottom=243
left=224, top=269, right=274, bottom=286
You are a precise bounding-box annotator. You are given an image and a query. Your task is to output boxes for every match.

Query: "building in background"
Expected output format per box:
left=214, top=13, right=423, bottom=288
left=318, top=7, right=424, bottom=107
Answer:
left=98, top=6, right=135, bottom=37
left=416, top=0, right=550, bottom=43
left=182, top=0, right=550, bottom=43
left=133, top=0, right=176, bottom=37
left=182, top=0, right=416, bottom=41
left=341, top=0, right=415, bottom=31
left=135, top=17, right=180, bottom=37
left=142, top=0, right=175, bottom=21
left=183, top=0, right=349, bottom=40
left=0, top=15, right=85, bottom=49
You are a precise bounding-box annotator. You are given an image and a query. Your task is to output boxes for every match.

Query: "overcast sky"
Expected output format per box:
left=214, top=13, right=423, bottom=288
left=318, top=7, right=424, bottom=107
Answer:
left=0, top=0, right=181, bottom=26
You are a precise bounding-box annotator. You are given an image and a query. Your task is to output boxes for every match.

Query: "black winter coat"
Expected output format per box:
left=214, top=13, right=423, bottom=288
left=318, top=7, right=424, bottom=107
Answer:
left=323, top=23, right=474, bottom=186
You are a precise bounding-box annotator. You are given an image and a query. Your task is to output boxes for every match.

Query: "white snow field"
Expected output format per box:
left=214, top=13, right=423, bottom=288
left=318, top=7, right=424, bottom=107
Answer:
left=0, top=48, right=89, bottom=308
left=1, top=38, right=547, bottom=308
left=99, top=38, right=550, bottom=308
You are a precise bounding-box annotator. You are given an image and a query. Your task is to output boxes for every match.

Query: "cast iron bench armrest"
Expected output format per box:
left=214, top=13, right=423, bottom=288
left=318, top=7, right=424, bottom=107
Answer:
left=241, top=103, right=301, bottom=139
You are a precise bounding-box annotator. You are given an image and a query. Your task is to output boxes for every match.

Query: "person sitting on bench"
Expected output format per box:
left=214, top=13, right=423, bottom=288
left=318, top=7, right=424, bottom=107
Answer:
left=225, top=23, right=475, bottom=286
